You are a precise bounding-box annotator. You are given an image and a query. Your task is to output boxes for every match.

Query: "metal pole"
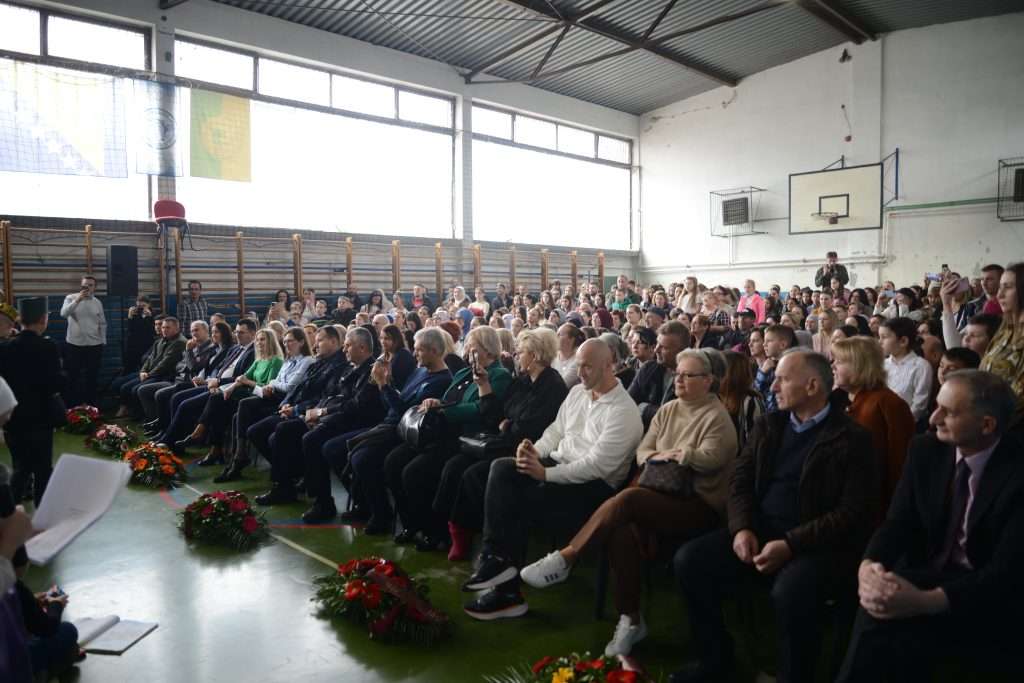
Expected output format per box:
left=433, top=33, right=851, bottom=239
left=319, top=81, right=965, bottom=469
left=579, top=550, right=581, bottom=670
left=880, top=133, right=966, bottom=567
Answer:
left=173, top=227, right=182, bottom=310
left=473, top=244, right=482, bottom=289
left=509, top=246, right=516, bottom=295
left=570, top=250, right=578, bottom=292
left=84, top=224, right=93, bottom=275
left=158, top=230, right=167, bottom=312
left=391, top=240, right=401, bottom=293
left=597, top=251, right=605, bottom=291
left=541, top=249, right=549, bottom=291
left=236, top=231, right=245, bottom=317
left=434, top=243, right=443, bottom=304
left=1, top=221, right=12, bottom=302
left=345, top=237, right=353, bottom=290
left=292, top=234, right=303, bottom=296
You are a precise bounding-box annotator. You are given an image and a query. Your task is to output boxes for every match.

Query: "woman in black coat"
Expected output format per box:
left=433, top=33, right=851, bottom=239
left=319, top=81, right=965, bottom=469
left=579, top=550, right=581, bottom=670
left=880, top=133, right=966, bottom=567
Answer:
left=435, top=327, right=568, bottom=561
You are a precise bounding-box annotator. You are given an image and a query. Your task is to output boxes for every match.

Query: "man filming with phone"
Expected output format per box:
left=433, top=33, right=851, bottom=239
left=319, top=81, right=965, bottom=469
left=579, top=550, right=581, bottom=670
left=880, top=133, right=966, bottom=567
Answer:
left=814, top=251, right=849, bottom=289
left=60, top=275, right=106, bottom=406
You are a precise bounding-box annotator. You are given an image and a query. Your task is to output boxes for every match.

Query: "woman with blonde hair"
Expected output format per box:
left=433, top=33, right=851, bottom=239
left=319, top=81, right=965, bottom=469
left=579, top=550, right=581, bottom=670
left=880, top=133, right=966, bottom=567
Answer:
left=813, top=309, right=839, bottom=360
left=831, top=336, right=915, bottom=509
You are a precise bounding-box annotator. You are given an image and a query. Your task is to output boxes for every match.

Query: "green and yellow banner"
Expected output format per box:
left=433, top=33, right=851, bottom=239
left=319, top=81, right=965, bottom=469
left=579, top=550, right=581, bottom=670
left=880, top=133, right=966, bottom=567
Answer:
left=190, top=89, right=251, bottom=182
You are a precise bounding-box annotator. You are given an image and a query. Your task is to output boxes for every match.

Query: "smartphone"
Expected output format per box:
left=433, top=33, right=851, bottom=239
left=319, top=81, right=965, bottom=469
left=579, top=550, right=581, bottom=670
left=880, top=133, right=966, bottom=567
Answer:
left=882, top=289, right=895, bottom=297
left=925, top=273, right=942, bottom=282
left=954, top=277, right=970, bottom=296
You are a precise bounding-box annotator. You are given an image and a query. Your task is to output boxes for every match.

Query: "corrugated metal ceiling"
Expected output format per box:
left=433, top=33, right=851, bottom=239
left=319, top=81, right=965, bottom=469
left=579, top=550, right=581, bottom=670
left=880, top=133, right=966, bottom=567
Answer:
left=207, top=0, right=1023, bottom=114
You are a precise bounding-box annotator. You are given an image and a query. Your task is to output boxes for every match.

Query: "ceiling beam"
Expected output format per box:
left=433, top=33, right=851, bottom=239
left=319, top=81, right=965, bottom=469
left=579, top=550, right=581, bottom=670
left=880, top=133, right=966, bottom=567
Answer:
left=531, top=24, right=570, bottom=79
left=159, top=0, right=192, bottom=9
left=642, top=0, right=680, bottom=40
left=490, top=0, right=735, bottom=86
left=795, top=0, right=875, bottom=43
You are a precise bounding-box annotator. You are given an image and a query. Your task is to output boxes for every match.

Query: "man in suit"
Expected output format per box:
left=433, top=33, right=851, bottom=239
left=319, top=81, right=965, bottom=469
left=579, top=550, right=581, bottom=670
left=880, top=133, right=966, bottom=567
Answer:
left=837, top=370, right=1023, bottom=682
left=157, top=318, right=257, bottom=450
left=113, top=316, right=186, bottom=418
left=627, top=321, right=689, bottom=430
left=672, top=349, right=878, bottom=683
left=0, top=298, right=65, bottom=505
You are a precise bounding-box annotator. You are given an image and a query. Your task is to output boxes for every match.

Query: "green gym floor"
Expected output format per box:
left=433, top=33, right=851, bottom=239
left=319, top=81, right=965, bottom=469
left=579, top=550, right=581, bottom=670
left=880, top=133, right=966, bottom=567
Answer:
left=2, top=426, right=1005, bottom=683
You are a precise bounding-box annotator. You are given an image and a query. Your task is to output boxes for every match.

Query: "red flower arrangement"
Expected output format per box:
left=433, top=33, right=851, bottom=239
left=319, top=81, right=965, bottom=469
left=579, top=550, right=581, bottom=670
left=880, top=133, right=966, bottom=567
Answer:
left=85, top=423, right=137, bottom=457
left=312, top=556, right=450, bottom=646
left=487, top=652, right=645, bottom=683
left=123, top=441, right=187, bottom=488
left=178, top=490, right=269, bottom=551
left=63, top=405, right=100, bottom=434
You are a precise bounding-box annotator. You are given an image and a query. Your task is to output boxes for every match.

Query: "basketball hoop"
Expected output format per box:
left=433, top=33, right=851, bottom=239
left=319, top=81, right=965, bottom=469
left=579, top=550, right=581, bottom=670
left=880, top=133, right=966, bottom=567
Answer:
left=811, top=211, right=840, bottom=225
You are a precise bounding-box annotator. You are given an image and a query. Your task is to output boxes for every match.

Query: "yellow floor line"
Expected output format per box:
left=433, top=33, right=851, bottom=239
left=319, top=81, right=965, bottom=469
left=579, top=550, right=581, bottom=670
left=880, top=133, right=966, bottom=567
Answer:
left=180, top=482, right=338, bottom=569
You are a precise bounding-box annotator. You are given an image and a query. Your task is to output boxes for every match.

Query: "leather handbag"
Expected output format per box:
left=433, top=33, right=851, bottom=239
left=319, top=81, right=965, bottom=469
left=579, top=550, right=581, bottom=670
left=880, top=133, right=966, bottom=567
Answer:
left=637, top=459, right=695, bottom=499
left=397, top=406, right=446, bottom=450
left=458, top=432, right=510, bottom=460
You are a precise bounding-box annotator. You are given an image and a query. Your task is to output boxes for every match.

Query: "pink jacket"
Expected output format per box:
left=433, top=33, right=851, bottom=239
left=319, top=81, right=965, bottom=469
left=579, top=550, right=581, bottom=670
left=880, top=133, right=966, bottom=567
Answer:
left=738, top=292, right=766, bottom=324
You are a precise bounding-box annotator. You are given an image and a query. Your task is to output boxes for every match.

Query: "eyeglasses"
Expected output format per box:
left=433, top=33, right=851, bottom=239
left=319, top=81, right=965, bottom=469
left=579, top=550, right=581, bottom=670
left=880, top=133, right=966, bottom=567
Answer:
left=677, top=372, right=708, bottom=380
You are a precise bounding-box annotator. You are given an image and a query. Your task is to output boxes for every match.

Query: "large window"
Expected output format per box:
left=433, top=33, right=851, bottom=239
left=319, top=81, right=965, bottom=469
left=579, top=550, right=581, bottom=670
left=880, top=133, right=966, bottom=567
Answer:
left=472, top=104, right=633, bottom=250
left=175, top=40, right=254, bottom=90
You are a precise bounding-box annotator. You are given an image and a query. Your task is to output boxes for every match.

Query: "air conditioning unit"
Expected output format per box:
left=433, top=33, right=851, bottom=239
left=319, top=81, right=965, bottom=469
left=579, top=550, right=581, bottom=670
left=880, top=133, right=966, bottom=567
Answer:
left=710, top=186, right=765, bottom=237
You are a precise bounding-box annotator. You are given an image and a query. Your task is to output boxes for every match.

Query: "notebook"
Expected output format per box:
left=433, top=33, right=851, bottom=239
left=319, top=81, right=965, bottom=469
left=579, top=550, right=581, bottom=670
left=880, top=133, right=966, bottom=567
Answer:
left=73, top=616, right=158, bottom=655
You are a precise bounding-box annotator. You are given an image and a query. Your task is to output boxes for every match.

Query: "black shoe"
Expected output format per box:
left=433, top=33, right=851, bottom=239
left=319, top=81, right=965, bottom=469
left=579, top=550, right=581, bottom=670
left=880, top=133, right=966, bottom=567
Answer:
left=195, top=451, right=225, bottom=467
left=173, top=436, right=197, bottom=454
left=212, top=459, right=248, bottom=484
left=144, top=428, right=161, bottom=438
left=416, top=534, right=449, bottom=553
left=462, top=554, right=517, bottom=592
left=363, top=517, right=392, bottom=535
left=301, top=499, right=338, bottom=524
left=463, top=589, right=528, bottom=621
left=254, top=487, right=297, bottom=506
left=339, top=508, right=370, bottom=524
left=393, top=528, right=419, bottom=545
left=667, top=660, right=734, bottom=683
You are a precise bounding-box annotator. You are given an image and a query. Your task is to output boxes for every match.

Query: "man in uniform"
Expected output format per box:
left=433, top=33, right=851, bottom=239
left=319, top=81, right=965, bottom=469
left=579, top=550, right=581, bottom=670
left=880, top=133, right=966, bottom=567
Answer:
left=0, top=298, right=65, bottom=505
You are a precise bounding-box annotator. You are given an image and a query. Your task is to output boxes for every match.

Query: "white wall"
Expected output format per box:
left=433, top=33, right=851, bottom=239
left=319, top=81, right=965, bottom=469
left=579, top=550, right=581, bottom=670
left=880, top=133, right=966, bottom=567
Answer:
left=639, top=13, right=1024, bottom=290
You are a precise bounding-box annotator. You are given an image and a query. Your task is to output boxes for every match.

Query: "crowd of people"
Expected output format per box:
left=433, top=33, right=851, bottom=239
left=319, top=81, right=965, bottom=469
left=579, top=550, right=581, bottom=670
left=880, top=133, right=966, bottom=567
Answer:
left=2, top=249, right=1023, bottom=682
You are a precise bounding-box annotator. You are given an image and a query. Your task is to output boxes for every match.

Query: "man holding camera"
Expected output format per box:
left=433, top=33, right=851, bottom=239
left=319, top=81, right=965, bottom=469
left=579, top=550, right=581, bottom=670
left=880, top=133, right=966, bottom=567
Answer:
left=60, top=275, right=106, bottom=406
left=814, top=251, right=850, bottom=289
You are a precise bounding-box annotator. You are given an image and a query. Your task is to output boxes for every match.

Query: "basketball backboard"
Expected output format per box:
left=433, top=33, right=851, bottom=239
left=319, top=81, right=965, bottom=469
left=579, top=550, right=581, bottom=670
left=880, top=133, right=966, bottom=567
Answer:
left=789, top=162, right=882, bottom=234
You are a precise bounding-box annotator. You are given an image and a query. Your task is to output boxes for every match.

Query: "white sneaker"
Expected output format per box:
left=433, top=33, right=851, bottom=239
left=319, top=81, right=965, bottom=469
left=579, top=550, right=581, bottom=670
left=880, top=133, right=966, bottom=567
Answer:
left=520, top=551, right=571, bottom=589
left=604, top=614, right=648, bottom=657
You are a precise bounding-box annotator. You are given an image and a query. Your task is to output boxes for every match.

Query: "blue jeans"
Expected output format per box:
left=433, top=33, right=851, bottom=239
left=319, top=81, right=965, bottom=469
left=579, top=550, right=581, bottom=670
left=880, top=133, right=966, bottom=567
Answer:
left=28, top=622, right=78, bottom=677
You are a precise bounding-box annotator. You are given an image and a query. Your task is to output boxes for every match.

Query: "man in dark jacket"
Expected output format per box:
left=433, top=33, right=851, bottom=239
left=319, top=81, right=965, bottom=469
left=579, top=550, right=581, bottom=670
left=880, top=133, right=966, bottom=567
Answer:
left=113, top=316, right=186, bottom=418
left=672, top=348, right=878, bottom=683
left=627, top=321, right=688, bottom=430
left=0, top=298, right=65, bottom=504
left=837, top=371, right=1023, bottom=682
left=297, top=326, right=384, bottom=523
left=137, top=320, right=215, bottom=424
left=250, top=326, right=349, bottom=505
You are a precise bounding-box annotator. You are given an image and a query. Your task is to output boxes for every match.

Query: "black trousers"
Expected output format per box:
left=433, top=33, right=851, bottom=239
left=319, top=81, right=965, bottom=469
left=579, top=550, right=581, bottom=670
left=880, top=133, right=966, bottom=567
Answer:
left=302, top=421, right=364, bottom=503
left=154, top=382, right=194, bottom=431
left=268, top=417, right=308, bottom=487
left=384, top=440, right=456, bottom=537
left=437, top=450, right=513, bottom=531
left=198, top=391, right=248, bottom=446
left=64, top=343, right=103, bottom=407
left=5, top=427, right=54, bottom=506
left=247, top=414, right=284, bottom=467
left=350, top=429, right=403, bottom=524
left=673, top=527, right=852, bottom=683
left=481, top=457, right=614, bottom=587
left=230, top=395, right=280, bottom=463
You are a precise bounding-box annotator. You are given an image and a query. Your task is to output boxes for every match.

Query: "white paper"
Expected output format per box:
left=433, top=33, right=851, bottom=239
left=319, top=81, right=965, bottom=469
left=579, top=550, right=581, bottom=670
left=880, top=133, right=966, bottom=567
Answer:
left=74, top=615, right=122, bottom=646
left=26, top=454, right=131, bottom=565
left=85, top=619, right=158, bottom=655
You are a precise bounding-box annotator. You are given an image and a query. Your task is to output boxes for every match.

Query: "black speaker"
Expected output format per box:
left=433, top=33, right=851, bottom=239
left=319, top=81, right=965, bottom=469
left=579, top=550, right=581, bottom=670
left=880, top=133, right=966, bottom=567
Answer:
left=107, top=245, right=139, bottom=297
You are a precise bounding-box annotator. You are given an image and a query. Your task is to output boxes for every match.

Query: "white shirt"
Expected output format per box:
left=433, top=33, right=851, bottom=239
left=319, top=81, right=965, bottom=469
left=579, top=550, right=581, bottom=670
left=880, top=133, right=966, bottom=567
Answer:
left=60, top=293, right=107, bottom=346
left=885, top=352, right=934, bottom=421
left=534, top=382, right=643, bottom=489
left=552, top=353, right=581, bottom=389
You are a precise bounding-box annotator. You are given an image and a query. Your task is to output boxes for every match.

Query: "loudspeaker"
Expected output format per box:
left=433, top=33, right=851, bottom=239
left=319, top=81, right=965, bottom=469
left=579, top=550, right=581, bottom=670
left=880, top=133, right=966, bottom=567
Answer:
left=107, top=245, right=139, bottom=297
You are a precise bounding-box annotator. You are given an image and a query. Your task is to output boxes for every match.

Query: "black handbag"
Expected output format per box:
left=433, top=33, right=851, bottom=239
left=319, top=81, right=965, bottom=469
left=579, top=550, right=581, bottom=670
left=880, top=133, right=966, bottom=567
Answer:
left=637, top=459, right=695, bottom=498
left=458, top=432, right=510, bottom=460
left=397, top=406, right=447, bottom=450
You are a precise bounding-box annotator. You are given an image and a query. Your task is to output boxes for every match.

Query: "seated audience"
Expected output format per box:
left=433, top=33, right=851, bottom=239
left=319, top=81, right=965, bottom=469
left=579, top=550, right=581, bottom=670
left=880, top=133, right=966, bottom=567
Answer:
left=137, top=320, right=215, bottom=426
left=520, top=348, right=736, bottom=655
left=112, top=317, right=185, bottom=419
left=880, top=317, right=934, bottom=423
left=13, top=555, right=80, bottom=679
left=937, top=347, right=980, bottom=386
left=461, top=339, right=643, bottom=620
left=836, top=371, right=1022, bottom=682
left=552, top=323, right=585, bottom=388
left=755, top=325, right=796, bottom=414
left=628, top=321, right=690, bottom=429
left=737, top=280, right=766, bottom=324
left=379, top=324, right=415, bottom=390
left=720, top=350, right=765, bottom=448
left=673, top=349, right=878, bottom=683
left=978, top=263, right=1024, bottom=428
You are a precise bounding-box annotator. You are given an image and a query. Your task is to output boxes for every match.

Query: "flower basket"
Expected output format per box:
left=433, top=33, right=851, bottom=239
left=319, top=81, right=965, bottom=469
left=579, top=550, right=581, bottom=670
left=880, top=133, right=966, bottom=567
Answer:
left=63, top=405, right=101, bottom=434
left=86, top=423, right=137, bottom=458
left=178, top=490, right=269, bottom=551
left=486, top=653, right=645, bottom=683
left=123, top=442, right=186, bottom=488
left=312, top=556, right=450, bottom=646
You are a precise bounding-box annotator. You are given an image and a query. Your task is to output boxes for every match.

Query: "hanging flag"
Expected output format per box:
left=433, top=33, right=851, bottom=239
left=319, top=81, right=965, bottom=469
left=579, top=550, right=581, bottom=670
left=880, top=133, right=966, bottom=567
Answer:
left=134, top=79, right=181, bottom=176
left=0, top=58, right=128, bottom=177
left=189, top=89, right=251, bottom=182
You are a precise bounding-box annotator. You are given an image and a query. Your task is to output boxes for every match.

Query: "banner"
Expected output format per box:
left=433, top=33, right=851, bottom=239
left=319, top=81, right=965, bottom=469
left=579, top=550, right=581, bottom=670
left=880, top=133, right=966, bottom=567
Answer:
left=0, top=59, right=128, bottom=177
left=189, top=89, right=251, bottom=182
left=133, top=80, right=181, bottom=177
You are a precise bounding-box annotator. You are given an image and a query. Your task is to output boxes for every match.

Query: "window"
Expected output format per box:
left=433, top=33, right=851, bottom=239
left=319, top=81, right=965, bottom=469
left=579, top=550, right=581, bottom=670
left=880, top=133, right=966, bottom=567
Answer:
left=258, top=58, right=329, bottom=107
left=0, top=3, right=40, bottom=56
left=598, top=135, right=630, bottom=164
left=473, top=140, right=631, bottom=250
left=472, top=106, right=511, bottom=139
left=514, top=115, right=556, bottom=149
left=332, top=74, right=394, bottom=119
left=47, top=15, right=146, bottom=70
left=176, top=40, right=254, bottom=90
left=557, top=125, right=595, bottom=158
left=398, top=90, right=452, bottom=128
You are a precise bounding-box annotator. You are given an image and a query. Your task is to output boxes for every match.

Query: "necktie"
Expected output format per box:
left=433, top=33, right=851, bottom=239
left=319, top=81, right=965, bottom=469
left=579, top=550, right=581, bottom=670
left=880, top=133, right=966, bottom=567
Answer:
left=934, top=459, right=971, bottom=571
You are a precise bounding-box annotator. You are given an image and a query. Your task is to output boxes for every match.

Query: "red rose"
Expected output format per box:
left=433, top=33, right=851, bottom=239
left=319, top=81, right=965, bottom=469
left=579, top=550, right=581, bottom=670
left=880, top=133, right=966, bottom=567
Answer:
left=362, top=582, right=382, bottom=609
left=229, top=498, right=248, bottom=513
left=339, top=559, right=359, bottom=575
left=212, top=491, right=228, bottom=501
left=532, top=656, right=555, bottom=674
left=242, top=515, right=259, bottom=534
left=200, top=505, right=215, bottom=518
left=606, top=671, right=637, bottom=683
left=577, top=659, right=606, bottom=671
left=344, top=579, right=366, bottom=601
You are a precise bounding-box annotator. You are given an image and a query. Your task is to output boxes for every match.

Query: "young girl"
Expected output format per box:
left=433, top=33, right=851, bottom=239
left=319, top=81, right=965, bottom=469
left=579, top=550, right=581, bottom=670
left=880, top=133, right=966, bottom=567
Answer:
left=879, top=317, right=934, bottom=424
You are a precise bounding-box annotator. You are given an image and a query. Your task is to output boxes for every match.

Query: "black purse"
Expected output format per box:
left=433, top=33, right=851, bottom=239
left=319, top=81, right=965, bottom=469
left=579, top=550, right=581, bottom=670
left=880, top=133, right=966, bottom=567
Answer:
left=458, top=432, right=511, bottom=460
left=637, top=459, right=695, bottom=498
left=397, top=406, right=447, bottom=450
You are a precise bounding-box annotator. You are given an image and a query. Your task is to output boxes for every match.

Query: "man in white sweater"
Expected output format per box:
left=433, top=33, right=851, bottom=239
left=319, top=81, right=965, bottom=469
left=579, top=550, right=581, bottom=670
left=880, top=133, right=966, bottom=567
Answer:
left=60, top=275, right=107, bottom=406
left=463, top=339, right=643, bottom=620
